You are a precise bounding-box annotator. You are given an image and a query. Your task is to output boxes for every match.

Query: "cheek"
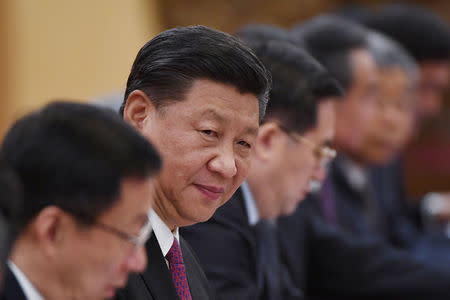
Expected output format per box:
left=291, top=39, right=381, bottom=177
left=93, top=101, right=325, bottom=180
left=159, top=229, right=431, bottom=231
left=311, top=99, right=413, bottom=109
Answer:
left=285, top=154, right=309, bottom=187
left=159, top=145, right=208, bottom=186
left=60, top=237, right=117, bottom=297
left=234, top=158, right=251, bottom=184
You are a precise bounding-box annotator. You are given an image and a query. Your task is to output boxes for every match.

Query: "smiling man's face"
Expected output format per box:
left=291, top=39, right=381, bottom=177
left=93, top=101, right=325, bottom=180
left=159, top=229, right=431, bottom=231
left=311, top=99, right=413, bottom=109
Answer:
left=129, top=79, right=260, bottom=229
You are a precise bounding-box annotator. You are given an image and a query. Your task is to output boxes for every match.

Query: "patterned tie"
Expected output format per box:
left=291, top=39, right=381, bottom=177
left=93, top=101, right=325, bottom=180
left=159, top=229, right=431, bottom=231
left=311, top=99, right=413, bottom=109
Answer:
left=165, top=238, right=192, bottom=300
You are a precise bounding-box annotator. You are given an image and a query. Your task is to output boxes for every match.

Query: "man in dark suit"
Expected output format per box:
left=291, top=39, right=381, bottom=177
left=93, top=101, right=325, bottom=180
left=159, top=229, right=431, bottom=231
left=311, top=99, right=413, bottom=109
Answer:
left=117, top=25, right=271, bottom=300
left=0, top=102, right=162, bottom=300
left=182, top=34, right=343, bottom=299
left=359, top=3, right=450, bottom=239
left=306, top=16, right=450, bottom=262
left=277, top=15, right=450, bottom=299
left=337, top=3, right=450, bottom=238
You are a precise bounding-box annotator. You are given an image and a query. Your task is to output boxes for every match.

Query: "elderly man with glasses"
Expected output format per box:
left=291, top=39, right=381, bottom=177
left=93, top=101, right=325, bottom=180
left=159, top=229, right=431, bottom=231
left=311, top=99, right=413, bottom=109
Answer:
left=181, top=35, right=343, bottom=300
left=0, top=101, right=161, bottom=300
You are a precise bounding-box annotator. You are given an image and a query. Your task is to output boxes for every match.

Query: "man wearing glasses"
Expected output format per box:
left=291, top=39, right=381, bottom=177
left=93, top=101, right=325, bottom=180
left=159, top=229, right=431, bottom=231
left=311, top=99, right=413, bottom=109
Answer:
left=0, top=102, right=161, bottom=300
left=182, top=38, right=343, bottom=300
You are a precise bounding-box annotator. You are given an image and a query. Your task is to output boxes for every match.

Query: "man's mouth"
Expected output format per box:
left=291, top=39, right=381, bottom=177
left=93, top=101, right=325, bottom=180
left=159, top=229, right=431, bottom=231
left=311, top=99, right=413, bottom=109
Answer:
left=194, top=184, right=224, bottom=201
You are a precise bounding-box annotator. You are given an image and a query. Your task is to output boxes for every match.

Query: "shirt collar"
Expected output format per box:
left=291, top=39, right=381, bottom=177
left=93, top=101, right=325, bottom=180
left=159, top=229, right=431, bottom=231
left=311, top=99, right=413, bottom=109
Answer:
left=8, top=260, right=46, bottom=300
left=338, top=155, right=368, bottom=191
left=149, top=209, right=180, bottom=257
left=241, top=181, right=260, bottom=226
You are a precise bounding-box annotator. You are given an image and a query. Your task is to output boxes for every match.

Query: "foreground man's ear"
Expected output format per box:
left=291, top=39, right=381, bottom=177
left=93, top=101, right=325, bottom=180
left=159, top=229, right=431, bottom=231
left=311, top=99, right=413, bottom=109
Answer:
left=32, top=206, right=68, bottom=257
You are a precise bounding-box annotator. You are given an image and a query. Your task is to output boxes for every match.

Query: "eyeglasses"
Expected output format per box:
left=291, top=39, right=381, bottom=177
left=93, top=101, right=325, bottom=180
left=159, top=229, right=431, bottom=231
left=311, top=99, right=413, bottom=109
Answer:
left=93, top=215, right=152, bottom=251
left=277, top=123, right=337, bottom=167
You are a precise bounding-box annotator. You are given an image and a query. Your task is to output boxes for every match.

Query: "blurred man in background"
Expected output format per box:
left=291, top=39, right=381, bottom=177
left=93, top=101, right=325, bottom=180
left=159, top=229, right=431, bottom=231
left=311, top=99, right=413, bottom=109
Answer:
left=278, top=15, right=450, bottom=299
left=117, top=25, right=271, bottom=300
left=362, top=4, right=450, bottom=122
left=0, top=102, right=161, bottom=300
left=357, top=4, right=450, bottom=237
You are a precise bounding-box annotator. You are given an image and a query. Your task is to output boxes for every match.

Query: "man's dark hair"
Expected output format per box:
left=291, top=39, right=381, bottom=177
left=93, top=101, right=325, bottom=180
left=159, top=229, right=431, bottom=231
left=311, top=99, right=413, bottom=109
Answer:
left=367, top=31, right=418, bottom=84
left=360, top=4, right=450, bottom=62
left=1, top=101, right=162, bottom=229
left=0, top=161, right=22, bottom=277
left=234, top=24, right=298, bottom=51
left=255, top=40, right=343, bottom=133
left=290, top=15, right=368, bottom=91
left=121, top=25, right=271, bottom=122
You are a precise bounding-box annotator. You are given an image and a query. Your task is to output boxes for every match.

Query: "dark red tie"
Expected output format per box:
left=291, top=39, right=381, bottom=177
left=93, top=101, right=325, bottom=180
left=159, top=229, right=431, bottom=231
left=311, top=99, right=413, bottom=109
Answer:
left=165, top=238, right=192, bottom=300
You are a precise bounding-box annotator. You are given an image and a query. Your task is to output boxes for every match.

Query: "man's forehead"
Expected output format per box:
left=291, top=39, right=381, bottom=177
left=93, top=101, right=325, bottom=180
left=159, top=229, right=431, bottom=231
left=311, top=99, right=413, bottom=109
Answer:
left=200, top=109, right=226, bottom=123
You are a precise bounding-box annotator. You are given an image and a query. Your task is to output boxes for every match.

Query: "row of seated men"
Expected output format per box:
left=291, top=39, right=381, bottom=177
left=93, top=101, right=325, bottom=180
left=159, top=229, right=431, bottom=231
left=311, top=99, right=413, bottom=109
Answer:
left=1, top=3, right=450, bottom=300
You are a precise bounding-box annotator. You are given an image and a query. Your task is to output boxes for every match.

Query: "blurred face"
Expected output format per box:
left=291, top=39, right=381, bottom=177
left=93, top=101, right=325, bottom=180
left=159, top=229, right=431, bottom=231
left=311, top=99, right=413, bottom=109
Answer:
left=360, top=68, right=416, bottom=164
left=139, top=79, right=259, bottom=228
left=416, top=61, right=450, bottom=121
left=57, top=177, right=153, bottom=300
left=334, top=48, right=380, bottom=164
left=265, top=100, right=335, bottom=217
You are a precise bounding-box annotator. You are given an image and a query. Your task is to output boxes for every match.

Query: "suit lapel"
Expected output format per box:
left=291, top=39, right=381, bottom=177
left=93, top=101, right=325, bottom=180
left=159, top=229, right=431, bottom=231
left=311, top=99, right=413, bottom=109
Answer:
left=180, top=237, right=212, bottom=300
left=1, top=266, right=27, bottom=300
left=227, top=189, right=263, bottom=298
left=139, top=234, right=179, bottom=300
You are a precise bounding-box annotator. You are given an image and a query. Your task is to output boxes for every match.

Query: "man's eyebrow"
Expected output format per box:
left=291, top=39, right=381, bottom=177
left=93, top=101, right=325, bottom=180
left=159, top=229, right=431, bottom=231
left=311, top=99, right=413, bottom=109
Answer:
left=242, top=126, right=258, bottom=137
left=200, top=109, right=226, bottom=123
left=199, top=109, right=258, bottom=136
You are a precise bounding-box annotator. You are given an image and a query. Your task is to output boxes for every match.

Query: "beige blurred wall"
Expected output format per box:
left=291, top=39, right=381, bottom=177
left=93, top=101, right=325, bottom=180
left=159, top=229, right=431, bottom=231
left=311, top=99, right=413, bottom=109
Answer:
left=1, top=0, right=162, bottom=136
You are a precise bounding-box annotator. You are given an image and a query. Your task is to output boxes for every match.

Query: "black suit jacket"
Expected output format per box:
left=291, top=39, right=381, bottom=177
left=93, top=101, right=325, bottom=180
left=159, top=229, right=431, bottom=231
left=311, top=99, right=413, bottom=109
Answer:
left=115, top=233, right=213, bottom=300
left=181, top=189, right=301, bottom=300
left=278, top=197, right=450, bottom=299
left=326, top=156, right=450, bottom=266
left=369, top=158, right=420, bottom=246
left=0, top=267, right=26, bottom=300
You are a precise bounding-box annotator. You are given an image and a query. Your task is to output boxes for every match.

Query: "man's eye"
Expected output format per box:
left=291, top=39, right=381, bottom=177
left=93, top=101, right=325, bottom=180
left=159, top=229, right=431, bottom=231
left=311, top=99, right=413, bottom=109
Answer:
left=201, top=130, right=217, bottom=137
left=238, top=140, right=251, bottom=149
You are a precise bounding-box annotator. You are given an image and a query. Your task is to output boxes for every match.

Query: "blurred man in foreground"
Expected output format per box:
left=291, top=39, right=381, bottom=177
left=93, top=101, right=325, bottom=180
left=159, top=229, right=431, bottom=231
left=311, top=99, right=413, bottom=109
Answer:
left=0, top=102, right=161, bottom=300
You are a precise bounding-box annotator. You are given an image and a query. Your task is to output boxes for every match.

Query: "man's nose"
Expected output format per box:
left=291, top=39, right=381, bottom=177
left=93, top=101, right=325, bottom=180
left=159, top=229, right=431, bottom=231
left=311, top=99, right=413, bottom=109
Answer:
left=208, top=144, right=237, bottom=178
left=311, top=164, right=326, bottom=182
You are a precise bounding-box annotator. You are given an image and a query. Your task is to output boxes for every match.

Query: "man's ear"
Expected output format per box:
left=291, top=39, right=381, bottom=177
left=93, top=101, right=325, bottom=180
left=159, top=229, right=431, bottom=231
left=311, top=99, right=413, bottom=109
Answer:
left=254, top=122, right=282, bottom=162
left=123, top=90, right=156, bottom=130
left=32, top=206, right=68, bottom=257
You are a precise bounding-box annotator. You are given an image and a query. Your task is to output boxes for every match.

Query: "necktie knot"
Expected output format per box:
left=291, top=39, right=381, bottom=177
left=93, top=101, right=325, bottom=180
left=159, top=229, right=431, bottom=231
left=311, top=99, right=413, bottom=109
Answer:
left=166, top=238, right=184, bottom=265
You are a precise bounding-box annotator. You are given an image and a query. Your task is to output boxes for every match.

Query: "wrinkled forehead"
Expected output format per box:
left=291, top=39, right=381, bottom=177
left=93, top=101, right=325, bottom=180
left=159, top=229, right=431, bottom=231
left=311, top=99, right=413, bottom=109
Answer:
left=161, top=79, right=260, bottom=133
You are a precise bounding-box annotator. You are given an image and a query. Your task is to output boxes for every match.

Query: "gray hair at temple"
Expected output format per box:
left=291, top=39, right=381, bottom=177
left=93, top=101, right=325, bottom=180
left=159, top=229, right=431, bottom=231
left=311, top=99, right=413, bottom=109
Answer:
left=367, top=31, right=419, bottom=86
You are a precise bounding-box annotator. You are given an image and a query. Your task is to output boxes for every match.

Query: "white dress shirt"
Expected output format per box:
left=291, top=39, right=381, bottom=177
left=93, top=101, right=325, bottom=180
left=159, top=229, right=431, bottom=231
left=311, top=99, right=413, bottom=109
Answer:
left=149, top=209, right=180, bottom=268
left=8, top=261, right=45, bottom=300
left=241, top=181, right=261, bottom=226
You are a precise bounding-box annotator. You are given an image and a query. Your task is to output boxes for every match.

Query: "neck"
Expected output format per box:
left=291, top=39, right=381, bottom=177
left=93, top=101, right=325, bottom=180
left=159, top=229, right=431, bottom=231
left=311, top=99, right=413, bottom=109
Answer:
left=152, top=185, right=179, bottom=232
left=10, top=236, right=64, bottom=300
left=246, top=169, right=276, bottom=220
